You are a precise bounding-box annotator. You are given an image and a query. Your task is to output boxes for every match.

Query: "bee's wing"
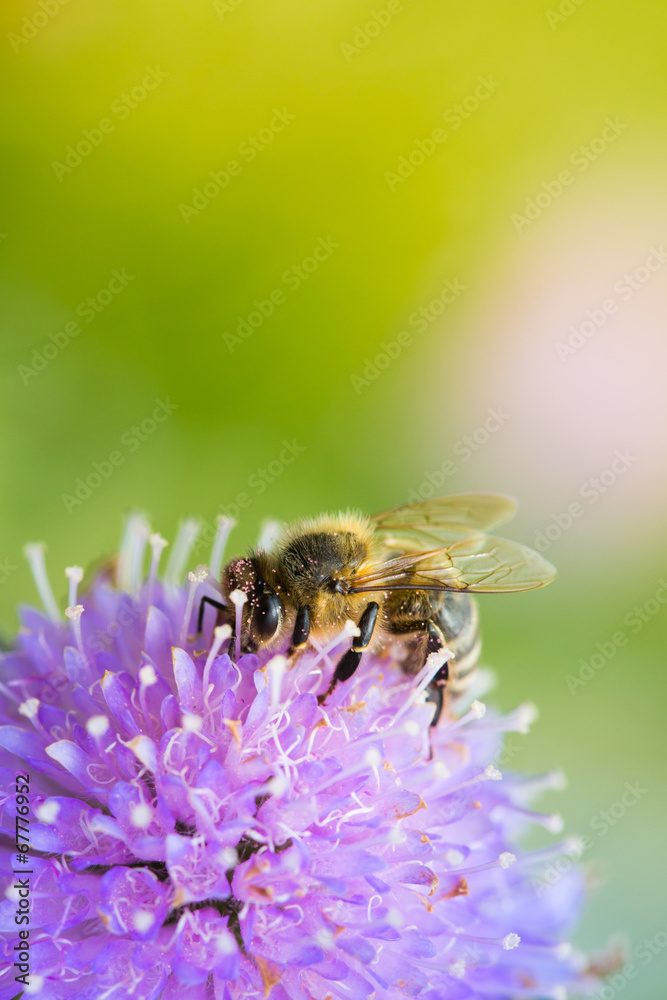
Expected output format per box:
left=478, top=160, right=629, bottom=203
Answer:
left=349, top=532, right=556, bottom=594
left=371, top=493, right=517, bottom=550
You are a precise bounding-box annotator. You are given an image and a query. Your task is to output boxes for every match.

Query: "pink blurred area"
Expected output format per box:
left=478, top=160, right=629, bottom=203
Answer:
left=444, top=176, right=667, bottom=558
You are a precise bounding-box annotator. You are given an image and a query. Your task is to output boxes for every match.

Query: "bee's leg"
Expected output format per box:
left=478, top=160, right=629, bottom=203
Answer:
left=318, top=602, right=379, bottom=703
left=197, top=595, right=226, bottom=634
left=287, top=606, right=311, bottom=659
left=386, top=617, right=449, bottom=727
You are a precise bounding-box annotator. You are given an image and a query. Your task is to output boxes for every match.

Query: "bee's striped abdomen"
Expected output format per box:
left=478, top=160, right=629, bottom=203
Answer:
left=432, top=591, right=481, bottom=693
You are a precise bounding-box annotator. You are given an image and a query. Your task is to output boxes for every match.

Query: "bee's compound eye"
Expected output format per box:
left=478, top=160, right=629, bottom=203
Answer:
left=252, top=593, right=284, bottom=641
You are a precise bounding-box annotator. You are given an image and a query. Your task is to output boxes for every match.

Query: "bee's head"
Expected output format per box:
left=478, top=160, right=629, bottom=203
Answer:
left=221, top=556, right=285, bottom=655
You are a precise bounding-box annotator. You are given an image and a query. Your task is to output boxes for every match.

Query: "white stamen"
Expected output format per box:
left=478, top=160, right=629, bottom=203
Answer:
left=403, top=719, right=420, bottom=737
left=86, top=715, right=110, bottom=738
left=209, top=516, right=235, bottom=583
left=218, top=847, right=238, bottom=868
left=118, top=514, right=150, bottom=595
left=23, top=543, right=60, bottom=622
left=256, top=518, right=282, bottom=552
left=364, top=747, right=381, bottom=767
left=133, top=910, right=155, bottom=933
left=146, top=532, right=168, bottom=606
left=544, top=813, right=564, bottom=834
left=484, top=764, right=502, bottom=781
left=65, top=605, right=85, bottom=656
left=182, top=713, right=202, bottom=732
left=180, top=565, right=208, bottom=646
left=139, top=664, right=158, bottom=687
left=503, top=933, right=521, bottom=950
left=130, top=802, right=153, bottom=829
left=230, top=589, right=247, bottom=661
left=18, top=698, right=39, bottom=719
left=450, top=961, right=466, bottom=979
left=268, top=655, right=287, bottom=708
left=311, top=619, right=360, bottom=670
left=445, top=851, right=517, bottom=876
left=203, top=623, right=232, bottom=699
left=65, top=566, right=84, bottom=607
left=165, top=518, right=201, bottom=584
left=389, top=647, right=452, bottom=729
left=35, top=800, right=60, bottom=824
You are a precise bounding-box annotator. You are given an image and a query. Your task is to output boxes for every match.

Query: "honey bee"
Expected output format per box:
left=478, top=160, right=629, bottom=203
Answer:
left=198, top=494, right=556, bottom=725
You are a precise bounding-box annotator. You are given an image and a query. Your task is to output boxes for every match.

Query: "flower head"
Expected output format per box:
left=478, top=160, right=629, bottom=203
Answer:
left=0, top=516, right=604, bottom=999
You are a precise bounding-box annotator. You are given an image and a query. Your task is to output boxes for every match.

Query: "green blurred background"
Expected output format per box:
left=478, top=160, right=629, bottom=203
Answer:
left=2, top=0, right=666, bottom=993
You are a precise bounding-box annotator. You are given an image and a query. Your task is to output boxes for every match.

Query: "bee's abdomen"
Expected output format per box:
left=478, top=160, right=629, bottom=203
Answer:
left=431, top=591, right=481, bottom=692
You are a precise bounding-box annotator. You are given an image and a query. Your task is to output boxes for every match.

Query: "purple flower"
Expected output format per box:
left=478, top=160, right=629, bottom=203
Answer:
left=0, top=516, right=606, bottom=999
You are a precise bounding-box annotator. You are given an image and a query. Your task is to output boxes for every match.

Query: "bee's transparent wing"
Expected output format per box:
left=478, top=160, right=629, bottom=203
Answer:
left=371, top=493, right=517, bottom=550
left=349, top=532, right=556, bottom=594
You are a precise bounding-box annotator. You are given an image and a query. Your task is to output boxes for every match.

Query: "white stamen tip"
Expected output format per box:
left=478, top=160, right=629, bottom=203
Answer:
left=182, top=713, right=202, bottom=731
left=86, top=715, right=110, bottom=737
left=484, top=765, right=502, bottom=781
left=219, top=847, right=238, bottom=868
left=65, top=604, right=84, bottom=620
left=133, top=910, right=155, bottom=932
left=450, top=961, right=466, bottom=979
left=214, top=624, right=232, bottom=641
left=471, top=700, right=486, bottom=718
left=35, top=800, right=60, bottom=825
left=343, top=619, right=361, bottom=637
left=445, top=849, right=464, bottom=866
left=433, top=760, right=449, bottom=780
left=503, top=933, right=520, bottom=950
left=149, top=532, right=168, bottom=551
left=563, top=836, right=584, bottom=858
left=138, top=664, right=158, bottom=687
left=130, top=803, right=153, bottom=829
left=18, top=698, right=39, bottom=719
left=545, top=813, right=564, bottom=834
left=364, top=747, right=381, bottom=767
left=23, top=974, right=44, bottom=995
left=188, top=565, right=209, bottom=584
left=65, top=566, right=84, bottom=582
left=516, top=702, right=539, bottom=732
left=403, top=719, right=420, bottom=736
left=499, top=852, right=516, bottom=869
left=230, top=589, right=247, bottom=608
